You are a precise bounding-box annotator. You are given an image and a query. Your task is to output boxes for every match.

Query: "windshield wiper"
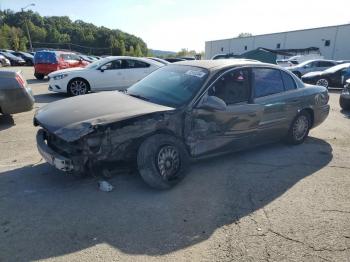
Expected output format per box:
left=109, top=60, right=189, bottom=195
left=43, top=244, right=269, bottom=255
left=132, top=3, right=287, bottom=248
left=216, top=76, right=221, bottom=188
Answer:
left=127, top=93, right=150, bottom=101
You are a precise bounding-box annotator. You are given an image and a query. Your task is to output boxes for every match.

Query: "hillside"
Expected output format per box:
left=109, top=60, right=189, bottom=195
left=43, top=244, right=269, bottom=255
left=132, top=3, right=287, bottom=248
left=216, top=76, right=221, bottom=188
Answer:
left=0, top=9, right=147, bottom=56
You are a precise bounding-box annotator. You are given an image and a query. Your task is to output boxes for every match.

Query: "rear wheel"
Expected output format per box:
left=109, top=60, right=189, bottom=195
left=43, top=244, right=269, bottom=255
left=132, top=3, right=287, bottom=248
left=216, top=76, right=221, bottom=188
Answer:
left=137, top=134, right=190, bottom=189
left=286, top=111, right=311, bottom=145
left=34, top=73, right=45, bottom=80
left=68, top=78, right=89, bottom=96
left=316, top=78, right=329, bottom=88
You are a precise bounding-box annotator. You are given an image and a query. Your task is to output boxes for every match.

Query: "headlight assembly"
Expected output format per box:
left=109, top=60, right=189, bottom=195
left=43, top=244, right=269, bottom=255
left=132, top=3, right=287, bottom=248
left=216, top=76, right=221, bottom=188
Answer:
left=53, top=74, right=68, bottom=80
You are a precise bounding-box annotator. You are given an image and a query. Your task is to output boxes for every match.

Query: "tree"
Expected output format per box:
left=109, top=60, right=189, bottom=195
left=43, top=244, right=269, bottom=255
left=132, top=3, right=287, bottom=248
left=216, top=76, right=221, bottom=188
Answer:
left=119, top=40, right=126, bottom=55
left=128, top=45, right=135, bottom=56
left=238, top=32, right=252, bottom=38
left=135, top=43, right=143, bottom=57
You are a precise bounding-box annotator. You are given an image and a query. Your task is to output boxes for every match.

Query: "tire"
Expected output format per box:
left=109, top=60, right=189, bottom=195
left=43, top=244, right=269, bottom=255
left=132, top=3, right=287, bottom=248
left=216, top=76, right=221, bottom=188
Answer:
left=137, top=134, right=190, bottom=189
left=340, top=96, right=350, bottom=110
left=316, top=78, right=329, bottom=89
left=286, top=111, right=311, bottom=145
left=67, top=78, right=90, bottom=96
left=34, top=73, right=45, bottom=80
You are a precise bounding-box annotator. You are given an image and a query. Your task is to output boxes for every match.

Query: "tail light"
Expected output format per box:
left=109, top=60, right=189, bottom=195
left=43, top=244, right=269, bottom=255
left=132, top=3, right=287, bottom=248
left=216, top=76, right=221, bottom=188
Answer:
left=15, top=74, right=26, bottom=88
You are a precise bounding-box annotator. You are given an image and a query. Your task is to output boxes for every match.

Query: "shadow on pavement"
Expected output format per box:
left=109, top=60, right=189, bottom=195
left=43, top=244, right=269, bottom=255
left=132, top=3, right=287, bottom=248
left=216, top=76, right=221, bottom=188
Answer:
left=34, top=93, right=68, bottom=104
left=0, top=114, right=15, bottom=131
left=0, top=137, right=333, bottom=261
left=27, top=78, right=48, bottom=85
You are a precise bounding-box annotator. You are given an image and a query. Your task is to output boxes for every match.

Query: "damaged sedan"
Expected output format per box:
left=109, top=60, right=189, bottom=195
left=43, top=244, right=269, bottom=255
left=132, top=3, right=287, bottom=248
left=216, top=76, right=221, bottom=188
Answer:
left=34, top=60, right=330, bottom=189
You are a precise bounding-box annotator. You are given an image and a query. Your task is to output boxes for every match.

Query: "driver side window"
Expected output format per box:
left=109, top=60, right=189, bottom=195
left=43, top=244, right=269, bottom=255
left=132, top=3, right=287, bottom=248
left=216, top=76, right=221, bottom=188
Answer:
left=209, top=68, right=250, bottom=105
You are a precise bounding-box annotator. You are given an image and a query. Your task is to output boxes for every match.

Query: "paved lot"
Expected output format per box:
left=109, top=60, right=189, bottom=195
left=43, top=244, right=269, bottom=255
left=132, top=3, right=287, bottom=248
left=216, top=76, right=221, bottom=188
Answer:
left=0, top=67, right=350, bottom=262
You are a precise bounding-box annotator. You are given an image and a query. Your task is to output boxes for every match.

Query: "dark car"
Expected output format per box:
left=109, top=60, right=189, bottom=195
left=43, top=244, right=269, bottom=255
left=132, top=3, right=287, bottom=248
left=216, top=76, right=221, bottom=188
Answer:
left=34, top=60, right=329, bottom=189
left=0, top=70, right=35, bottom=114
left=0, top=51, right=26, bottom=66
left=11, top=51, right=34, bottom=66
left=340, top=79, right=350, bottom=110
left=301, top=63, right=350, bottom=88
left=164, top=58, right=186, bottom=63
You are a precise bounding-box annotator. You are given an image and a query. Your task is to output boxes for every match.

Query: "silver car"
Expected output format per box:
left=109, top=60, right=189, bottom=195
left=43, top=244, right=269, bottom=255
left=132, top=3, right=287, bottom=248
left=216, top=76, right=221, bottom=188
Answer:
left=288, top=59, right=337, bottom=78
left=0, top=70, right=35, bottom=114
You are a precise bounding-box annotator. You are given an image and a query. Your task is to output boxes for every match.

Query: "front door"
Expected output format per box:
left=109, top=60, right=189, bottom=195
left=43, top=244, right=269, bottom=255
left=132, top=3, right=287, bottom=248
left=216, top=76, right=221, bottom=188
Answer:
left=187, top=68, right=264, bottom=157
left=95, top=59, right=126, bottom=91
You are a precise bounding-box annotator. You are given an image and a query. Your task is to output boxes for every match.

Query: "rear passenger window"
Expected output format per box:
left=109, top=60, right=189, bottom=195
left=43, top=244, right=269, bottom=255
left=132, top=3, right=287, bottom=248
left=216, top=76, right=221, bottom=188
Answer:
left=253, top=68, right=284, bottom=98
left=281, top=71, right=297, bottom=91
left=210, top=68, right=250, bottom=105
left=124, top=59, right=150, bottom=69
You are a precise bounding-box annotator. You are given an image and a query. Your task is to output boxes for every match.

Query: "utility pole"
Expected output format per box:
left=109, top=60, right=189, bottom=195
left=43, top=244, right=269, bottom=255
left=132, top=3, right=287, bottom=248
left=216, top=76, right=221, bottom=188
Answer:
left=21, top=3, right=35, bottom=52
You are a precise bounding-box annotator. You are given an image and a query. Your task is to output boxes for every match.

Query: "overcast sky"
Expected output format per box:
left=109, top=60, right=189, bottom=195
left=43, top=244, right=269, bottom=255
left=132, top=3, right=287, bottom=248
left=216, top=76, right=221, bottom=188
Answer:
left=1, top=0, right=349, bottom=52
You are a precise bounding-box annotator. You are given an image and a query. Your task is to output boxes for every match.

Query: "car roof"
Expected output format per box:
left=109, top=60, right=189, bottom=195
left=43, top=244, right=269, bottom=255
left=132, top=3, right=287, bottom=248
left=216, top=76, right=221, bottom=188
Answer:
left=102, top=56, right=164, bottom=66
left=174, top=59, right=267, bottom=71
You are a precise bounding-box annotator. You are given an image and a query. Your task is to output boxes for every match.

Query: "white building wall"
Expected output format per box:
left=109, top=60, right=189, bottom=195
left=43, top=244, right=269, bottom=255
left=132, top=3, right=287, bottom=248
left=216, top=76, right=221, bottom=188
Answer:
left=205, top=24, right=350, bottom=60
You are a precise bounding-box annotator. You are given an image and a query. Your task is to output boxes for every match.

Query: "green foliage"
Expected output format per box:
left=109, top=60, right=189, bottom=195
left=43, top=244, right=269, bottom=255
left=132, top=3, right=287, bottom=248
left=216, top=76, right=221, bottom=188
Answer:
left=176, top=48, right=196, bottom=57
left=0, top=9, right=147, bottom=55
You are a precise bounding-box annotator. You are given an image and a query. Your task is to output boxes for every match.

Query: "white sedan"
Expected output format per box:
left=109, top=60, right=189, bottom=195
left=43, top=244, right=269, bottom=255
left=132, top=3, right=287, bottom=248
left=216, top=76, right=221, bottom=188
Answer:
left=48, top=56, right=164, bottom=96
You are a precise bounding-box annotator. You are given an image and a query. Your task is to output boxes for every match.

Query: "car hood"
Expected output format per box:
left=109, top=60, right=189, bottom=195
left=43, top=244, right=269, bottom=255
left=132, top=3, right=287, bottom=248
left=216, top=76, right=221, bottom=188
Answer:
left=48, top=67, right=86, bottom=77
left=35, top=92, right=174, bottom=142
left=302, top=71, right=323, bottom=78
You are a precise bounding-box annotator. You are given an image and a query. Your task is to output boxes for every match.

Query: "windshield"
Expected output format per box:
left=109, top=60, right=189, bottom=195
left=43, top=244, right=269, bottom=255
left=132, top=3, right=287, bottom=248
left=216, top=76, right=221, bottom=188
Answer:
left=324, top=63, right=350, bottom=73
left=86, top=57, right=110, bottom=69
left=127, top=65, right=209, bottom=108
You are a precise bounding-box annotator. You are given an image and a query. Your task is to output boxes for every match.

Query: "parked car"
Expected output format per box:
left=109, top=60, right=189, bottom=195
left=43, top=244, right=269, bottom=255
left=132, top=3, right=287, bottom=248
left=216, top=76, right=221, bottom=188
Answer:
left=34, top=60, right=329, bottom=189
left=164, top=58, right=186, bottom=63
left=337, top=60, right=350, bottom=64
left=0, top=54, right=11, bottom=67
left=211, top=53, right=236, bottom=60
left=276, top=54, right=324, bottom=67
left=0, top=51, right=26, bottom=66
left=48, top=56, right=164, bottom=95
left=301, top=63, right=350, bottom=88
left=79, top=55, right=94, bottom=63
left=0, top=70, right=35, bottom=115
left=11, top=51, right=34, bottom=66
left=34, top=51, right=89, bottom=80
left=288, top=59, right=337, bottom=78
left=340, top=79, right=350, bottom=110
left=147, top=57, right=170, bottom=65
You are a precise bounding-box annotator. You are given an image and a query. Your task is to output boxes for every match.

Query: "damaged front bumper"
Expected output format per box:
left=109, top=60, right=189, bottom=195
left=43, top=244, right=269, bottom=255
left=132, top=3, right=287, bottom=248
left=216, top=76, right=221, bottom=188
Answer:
left=36, top=129, right=75, bottom=172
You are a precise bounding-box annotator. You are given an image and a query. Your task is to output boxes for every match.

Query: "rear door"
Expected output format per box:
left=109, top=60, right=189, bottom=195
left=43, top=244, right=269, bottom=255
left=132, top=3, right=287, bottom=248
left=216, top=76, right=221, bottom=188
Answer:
left=123, top=59, right=153, bottom=87
left=188, top=67, right=264, bottom=156
left=252, top=68, right=293, bottom=142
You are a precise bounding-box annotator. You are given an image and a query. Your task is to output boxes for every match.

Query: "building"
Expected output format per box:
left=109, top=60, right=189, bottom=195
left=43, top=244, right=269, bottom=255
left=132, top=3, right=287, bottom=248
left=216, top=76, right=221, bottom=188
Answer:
left=205, top=24, right=350, bottom=60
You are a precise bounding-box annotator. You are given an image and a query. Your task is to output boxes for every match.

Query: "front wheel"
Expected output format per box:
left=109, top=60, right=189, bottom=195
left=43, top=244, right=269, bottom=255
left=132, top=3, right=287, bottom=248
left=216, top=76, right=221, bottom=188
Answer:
left=68, top=78, right=89, bottom=96
left=34, top=73, right=44, bottom=80
left=137, top=134, right=190, bottom=189
left=316, top=78, right=329, bottom=88
left=286, top=111, right=311, bottom=145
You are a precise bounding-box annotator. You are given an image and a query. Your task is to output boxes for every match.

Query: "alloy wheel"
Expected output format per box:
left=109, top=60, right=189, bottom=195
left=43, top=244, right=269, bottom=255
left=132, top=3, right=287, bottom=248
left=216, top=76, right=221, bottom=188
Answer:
left=316, top=79, right=329, bottom=88
left=157, top=145, right=180, bottom=180
left=293, top=115, right=309, bottom=141
left=70, top=80, right=88, bottom=96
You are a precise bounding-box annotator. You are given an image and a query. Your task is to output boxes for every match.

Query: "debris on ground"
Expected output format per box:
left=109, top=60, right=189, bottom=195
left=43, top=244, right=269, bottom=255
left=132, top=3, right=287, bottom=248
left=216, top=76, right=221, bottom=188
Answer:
left=98, top=180, right=113, bottom=192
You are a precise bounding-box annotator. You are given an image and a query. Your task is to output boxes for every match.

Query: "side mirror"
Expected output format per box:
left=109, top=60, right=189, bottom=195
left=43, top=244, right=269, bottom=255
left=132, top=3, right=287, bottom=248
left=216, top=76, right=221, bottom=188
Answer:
left=197, top=95, right=227, bottom=111
left=100, top=65, right=107, bottom=72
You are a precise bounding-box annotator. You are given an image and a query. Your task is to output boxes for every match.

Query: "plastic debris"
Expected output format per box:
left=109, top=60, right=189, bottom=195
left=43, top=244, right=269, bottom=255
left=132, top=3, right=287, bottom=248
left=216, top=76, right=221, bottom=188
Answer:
left=98, top=180, right=113, bottom=192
